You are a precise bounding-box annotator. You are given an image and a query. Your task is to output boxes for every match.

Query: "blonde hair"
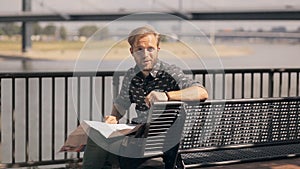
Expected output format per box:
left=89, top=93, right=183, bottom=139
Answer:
left=128, top=26, right=161, bottom=47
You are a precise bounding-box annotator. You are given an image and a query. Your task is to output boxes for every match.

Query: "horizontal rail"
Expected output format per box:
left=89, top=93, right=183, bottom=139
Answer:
left=1, top=68, right=300, bottom=78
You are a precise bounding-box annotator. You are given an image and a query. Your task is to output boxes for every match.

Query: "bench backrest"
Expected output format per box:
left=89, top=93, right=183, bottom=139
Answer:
left=143, top=101, right=186, bottom=157
left=120, top=101, right=186, bottom=158
left=180, top=97, right=300, bottom=152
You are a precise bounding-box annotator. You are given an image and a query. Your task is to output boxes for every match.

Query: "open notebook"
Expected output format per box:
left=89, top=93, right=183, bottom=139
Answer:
left=59, top=120, right=140, bottom=152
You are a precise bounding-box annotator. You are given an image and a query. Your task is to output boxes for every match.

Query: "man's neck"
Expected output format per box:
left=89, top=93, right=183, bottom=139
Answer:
left=142, top=70, right=151, bottom=77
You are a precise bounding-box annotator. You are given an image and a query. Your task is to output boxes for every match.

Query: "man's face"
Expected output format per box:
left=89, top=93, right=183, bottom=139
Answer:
left=130, top=34, right=159, bottom=76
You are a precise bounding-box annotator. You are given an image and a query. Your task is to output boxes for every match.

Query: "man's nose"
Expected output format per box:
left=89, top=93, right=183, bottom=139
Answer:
left=139, top=49, right=150, bottom=56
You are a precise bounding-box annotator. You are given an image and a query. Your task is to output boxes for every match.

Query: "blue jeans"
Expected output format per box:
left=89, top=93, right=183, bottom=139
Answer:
left=82, top=129, right=123, bottom=169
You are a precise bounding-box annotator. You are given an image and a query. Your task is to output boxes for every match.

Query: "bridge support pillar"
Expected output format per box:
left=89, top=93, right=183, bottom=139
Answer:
left=22, top=0, right=32, bottom=53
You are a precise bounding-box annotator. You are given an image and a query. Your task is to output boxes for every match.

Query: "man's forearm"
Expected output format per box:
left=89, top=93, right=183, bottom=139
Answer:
left=110, top=104, right=126, bottom=121
left=166, top=86, right=208, bottom=101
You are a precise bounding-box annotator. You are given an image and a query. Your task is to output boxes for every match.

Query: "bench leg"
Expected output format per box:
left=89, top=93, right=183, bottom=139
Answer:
left=163, top=144, right=180, bottom=169
left=174, top=154, right=184, bottom=169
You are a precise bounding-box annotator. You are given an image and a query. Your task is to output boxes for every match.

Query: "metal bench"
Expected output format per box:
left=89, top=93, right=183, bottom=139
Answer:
left=177, top=97, right=300, bottom=168
left=119, top=101, right=186, bottom=169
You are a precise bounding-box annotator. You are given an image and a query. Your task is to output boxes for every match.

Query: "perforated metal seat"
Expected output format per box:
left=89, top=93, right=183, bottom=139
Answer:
left=178, top=97, right=300, bottom=168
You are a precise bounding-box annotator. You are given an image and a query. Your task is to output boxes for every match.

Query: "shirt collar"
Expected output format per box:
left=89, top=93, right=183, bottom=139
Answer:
left=133, top=60, right=162, bottom=78
left=150, top=60, right=161, bottom=77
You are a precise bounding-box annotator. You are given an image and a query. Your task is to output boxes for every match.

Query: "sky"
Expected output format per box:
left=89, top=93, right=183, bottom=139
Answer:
left=1, top=0, right=300, bottom=12
left=0, top=0, right=299, bottom=33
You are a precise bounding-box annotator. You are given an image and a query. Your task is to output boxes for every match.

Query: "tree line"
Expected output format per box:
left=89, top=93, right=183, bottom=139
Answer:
left=0, top=22, right=108, bottom=40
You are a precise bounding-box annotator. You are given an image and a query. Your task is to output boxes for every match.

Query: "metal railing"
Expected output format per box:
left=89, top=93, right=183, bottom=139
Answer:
left=0, top=68, right=299, bottom=168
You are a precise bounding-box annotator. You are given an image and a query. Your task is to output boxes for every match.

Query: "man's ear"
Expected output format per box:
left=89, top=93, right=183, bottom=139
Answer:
left=130, top=47, right=133, bottom=54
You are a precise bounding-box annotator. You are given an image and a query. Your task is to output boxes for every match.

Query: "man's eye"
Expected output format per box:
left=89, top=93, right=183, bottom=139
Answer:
left=148, top=48, right=155, bottom=52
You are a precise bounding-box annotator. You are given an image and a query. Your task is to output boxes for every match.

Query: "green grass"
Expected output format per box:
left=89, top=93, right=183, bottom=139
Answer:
left=0, top=40, right=85, bottom=51
left=0, top=40, right=22, bottom=50
left=32, top=41, right=85, bottom=51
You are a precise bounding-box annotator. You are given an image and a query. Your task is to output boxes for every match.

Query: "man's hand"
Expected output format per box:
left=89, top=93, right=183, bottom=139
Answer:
left=145, top=91, right=168, bottom=107
left=104, top=115, right=118, bottom=124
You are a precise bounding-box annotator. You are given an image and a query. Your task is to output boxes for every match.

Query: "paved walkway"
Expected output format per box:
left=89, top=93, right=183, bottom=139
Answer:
left=200, top=157, right=300, bottom=169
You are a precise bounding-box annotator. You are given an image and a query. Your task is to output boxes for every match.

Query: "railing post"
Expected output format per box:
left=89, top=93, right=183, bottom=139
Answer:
left=0, top=79, right=1, bottom=162
left=112, top=74, right=120, bottom=100
left=268, top=71, right=274, bottom=98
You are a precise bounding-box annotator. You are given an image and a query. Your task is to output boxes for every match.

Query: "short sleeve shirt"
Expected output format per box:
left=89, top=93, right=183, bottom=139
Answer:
left=114, top=60, right=203, bottom=123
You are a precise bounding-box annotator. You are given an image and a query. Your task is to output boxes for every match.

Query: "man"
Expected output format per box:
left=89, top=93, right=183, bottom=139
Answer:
left=82, top=26, right=208, bottom=169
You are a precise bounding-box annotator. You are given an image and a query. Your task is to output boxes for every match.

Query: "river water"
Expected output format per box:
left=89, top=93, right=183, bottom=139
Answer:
left=0, top=43, right=299, bottom=72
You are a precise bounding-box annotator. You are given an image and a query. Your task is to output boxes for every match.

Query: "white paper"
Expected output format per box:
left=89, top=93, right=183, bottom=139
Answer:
left=82, top=120, right=137, bottom=138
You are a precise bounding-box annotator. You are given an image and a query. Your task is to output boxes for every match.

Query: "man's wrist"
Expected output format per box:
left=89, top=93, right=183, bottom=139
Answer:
left=109, top=114, right=119, bottom=120
left=105, top=115, right=118, bottom=124
left=164, top=91, right=170, bottom=101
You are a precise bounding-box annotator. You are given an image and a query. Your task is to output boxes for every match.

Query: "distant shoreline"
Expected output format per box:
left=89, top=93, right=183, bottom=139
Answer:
left=0, top=40, right=253, bottom=61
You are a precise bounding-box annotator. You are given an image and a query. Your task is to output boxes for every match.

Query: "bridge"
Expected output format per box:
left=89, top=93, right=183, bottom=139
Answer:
left=1, top=7, right=300, bottom=53
left=1, top=10, right=300, bottom=22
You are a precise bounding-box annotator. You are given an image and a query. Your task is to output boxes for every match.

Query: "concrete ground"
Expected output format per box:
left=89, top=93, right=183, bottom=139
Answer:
left=200, top=157, right=300, bottom=169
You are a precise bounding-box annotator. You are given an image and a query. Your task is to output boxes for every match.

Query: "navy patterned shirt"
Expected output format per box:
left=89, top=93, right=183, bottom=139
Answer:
left=114, top=60, right=203, bottom=123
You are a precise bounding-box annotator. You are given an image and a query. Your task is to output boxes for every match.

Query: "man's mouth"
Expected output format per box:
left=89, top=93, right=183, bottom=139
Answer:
left=143, top=60, right=151, bottom=65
